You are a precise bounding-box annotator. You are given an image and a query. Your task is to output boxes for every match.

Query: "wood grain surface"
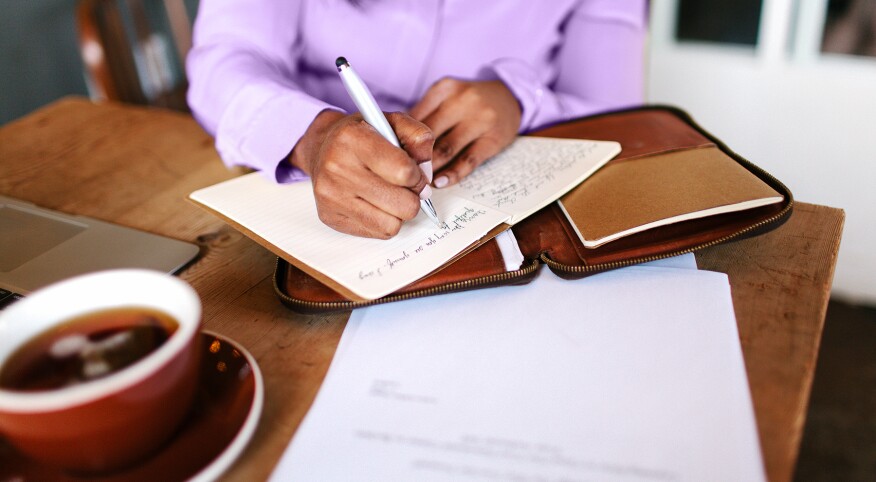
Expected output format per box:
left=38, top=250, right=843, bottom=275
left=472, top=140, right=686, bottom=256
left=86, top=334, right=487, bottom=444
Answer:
left=0, top=98, right=844, bottom=482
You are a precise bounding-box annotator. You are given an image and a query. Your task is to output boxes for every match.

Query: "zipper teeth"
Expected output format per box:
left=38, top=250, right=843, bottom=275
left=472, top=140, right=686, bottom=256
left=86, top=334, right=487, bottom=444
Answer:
left=274, top=258, right=541, bottom=312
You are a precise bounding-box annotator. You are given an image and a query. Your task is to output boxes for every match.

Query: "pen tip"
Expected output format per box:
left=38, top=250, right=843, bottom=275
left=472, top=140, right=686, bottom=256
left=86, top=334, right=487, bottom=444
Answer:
left=335, top=57, right=348, bottom=68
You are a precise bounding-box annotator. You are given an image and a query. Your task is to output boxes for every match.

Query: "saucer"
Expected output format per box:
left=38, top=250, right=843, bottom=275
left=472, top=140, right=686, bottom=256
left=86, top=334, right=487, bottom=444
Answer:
left=0, top=331, right=264, bottom=481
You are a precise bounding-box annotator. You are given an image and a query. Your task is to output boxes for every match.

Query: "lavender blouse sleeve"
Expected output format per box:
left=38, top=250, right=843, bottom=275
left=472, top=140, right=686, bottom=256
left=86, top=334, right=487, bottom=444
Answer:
left=186, top=0, right=337, bottom=182
left=484, top=0, right=647, bottom=132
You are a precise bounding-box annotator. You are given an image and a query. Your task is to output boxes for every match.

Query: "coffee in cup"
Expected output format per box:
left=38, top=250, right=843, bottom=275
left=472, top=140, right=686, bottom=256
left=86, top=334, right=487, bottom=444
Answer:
left=0, top=269, right=202, bottom=474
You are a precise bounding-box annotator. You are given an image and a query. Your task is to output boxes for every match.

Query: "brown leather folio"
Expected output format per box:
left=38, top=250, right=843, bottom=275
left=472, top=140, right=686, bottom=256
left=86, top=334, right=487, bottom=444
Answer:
left=274, top=106, right=793, bottom=313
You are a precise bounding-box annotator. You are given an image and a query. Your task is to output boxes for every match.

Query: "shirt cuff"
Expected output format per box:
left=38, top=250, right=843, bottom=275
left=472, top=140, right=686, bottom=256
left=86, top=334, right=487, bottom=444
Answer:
left=480, top=58, right=547, bottom=133
left=215, top=81, right=340, bottom=183
left=274, top=162, right=311, bottom=184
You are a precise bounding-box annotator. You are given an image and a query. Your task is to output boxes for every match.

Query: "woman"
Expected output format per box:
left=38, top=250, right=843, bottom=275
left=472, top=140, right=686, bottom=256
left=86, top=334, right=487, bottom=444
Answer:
left=187, top=1, right=647, bottom=238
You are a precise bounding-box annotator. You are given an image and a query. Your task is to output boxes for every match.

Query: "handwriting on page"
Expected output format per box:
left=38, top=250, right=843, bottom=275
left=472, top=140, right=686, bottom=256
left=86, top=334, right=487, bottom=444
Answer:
left=455, top=138, right=602, bottom=210
left=285, top=190, right=507, bottom=300
left=190, top=174, right=509, bottom=300
left=355, top=206, right=488, bottom=282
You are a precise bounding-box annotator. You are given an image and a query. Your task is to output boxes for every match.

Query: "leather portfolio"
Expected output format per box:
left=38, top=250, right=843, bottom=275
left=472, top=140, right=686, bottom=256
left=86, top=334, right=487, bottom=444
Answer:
left=274, top=106, right=794, bottom=313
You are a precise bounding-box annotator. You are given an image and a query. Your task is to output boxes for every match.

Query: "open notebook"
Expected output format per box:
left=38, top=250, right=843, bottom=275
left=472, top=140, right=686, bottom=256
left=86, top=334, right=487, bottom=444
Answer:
left=190, top=137, right=619, bottom=301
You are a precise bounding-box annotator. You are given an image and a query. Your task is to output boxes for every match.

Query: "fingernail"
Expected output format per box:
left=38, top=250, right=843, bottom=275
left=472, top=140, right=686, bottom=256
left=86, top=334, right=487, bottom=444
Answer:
left=434, top=176, right=449, bottom=188
left=419, top=160, right=433, bottom=183
left=419, top=184, right=433, bottom=200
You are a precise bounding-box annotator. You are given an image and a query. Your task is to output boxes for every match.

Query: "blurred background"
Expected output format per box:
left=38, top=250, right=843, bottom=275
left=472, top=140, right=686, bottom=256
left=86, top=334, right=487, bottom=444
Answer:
left=1, top=0, right=874, bottom=478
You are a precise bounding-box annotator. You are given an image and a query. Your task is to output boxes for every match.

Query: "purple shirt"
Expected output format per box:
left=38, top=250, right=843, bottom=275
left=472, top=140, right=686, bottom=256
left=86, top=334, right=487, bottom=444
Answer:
left=187, top=0, right=647, bottom=182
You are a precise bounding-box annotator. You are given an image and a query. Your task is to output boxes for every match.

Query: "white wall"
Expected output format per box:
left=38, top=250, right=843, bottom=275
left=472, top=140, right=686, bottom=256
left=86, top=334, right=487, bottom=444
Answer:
left=647, top=0, right=876, bottom=303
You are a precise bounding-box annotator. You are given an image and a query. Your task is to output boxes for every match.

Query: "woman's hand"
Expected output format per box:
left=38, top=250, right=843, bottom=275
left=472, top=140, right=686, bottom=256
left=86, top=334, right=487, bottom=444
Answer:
left=290, top=110, right=434, bottom=239
left=410, top=78, right=522, bottom=188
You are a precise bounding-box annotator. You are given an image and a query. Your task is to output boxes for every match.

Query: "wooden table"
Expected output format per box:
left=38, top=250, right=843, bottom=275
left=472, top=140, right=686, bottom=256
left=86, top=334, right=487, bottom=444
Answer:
left=0, top=98, right=844, bottom=482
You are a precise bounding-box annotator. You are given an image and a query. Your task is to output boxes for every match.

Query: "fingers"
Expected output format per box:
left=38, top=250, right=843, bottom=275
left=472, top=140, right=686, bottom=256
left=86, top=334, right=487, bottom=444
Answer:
left=409, top=77, right=461, bottom=122
left=420, top=99, right=469, bottom=170
left=412, top=78, right=471, bottom=171
left=360, top=131, right=428, bottom=193
left=317, top=153, right=421, bottom=215
left=317, top=197, right=406, bottom=240
left=327, top=121, right=425, bottom=199
left=313, top=169, right=421, bottom=239
left=431, top=122, right=488, bottom=172
left=433, top=136, right=503, bottom=188
left=314, top=172, right=420, bottom=239
left=411, top=79, right=521, bottom=187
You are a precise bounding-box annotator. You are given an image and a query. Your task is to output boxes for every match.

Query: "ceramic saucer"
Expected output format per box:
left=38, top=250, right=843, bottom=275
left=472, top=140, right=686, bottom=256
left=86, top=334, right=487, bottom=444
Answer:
left=0, top=331, right=264, bottom=482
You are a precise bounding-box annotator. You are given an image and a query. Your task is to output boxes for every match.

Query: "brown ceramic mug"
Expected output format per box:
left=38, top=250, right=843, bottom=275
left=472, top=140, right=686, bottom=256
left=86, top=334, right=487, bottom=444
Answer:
left=0, top=269, right=201, bottom=474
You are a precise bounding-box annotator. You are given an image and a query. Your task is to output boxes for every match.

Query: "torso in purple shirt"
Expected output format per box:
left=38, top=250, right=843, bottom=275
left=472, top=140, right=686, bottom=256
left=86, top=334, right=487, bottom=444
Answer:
left=187, top=0, right=647, bottom=180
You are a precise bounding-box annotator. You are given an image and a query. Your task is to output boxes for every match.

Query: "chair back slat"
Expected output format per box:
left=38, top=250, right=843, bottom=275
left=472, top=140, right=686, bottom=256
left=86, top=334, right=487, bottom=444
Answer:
left=77, top=0, right=192, bottom=112
left=163, top=0, right=192, bottom=66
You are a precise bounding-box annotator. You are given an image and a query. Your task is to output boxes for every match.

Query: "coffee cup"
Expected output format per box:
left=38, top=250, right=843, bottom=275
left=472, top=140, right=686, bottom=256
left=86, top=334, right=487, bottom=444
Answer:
left=0, top=269, right=201, bottom=474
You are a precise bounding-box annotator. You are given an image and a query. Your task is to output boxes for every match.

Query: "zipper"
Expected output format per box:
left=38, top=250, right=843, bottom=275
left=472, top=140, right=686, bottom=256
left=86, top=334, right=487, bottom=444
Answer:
left=273, top=257, right=541, bottom=313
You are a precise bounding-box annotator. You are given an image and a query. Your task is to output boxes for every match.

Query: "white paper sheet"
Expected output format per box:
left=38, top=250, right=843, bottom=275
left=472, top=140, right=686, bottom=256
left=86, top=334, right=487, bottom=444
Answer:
left=331, top=254, right=698, bottom=362
left=272, top=265, right=764, bottom=482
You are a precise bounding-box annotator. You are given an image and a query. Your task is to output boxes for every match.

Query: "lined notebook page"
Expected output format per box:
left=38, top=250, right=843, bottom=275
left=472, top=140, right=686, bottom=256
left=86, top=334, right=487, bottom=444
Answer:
left=447, top=137, right=621, bottom=224
left=190, top=173, right=509, bottom=300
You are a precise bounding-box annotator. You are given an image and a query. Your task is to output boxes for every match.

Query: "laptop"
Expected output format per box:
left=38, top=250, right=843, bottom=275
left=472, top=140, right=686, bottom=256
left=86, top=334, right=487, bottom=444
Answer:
left=0, top=195, right=200, bottom=309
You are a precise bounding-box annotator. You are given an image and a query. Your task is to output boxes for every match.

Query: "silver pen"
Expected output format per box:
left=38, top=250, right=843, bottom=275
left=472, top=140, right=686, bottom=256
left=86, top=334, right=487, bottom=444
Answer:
left=335, top=56, right=444, bottom=229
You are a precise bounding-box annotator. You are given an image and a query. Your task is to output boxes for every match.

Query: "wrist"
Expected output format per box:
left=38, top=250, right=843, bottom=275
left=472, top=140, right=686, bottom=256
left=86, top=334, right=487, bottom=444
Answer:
left=289, top=109, right=345, bottom=175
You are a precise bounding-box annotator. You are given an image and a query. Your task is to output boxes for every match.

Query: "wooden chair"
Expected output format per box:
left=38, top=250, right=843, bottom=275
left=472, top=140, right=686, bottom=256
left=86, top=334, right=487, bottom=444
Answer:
left=77, top=0, right=195, bottom=112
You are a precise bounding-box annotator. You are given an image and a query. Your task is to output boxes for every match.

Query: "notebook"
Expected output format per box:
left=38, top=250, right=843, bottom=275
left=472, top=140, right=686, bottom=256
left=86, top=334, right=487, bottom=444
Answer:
left=557, top=146, right=785, bottom=248
left=190, top=137, right=621, bottom=301
left=0, top=195, right=200, bottom=308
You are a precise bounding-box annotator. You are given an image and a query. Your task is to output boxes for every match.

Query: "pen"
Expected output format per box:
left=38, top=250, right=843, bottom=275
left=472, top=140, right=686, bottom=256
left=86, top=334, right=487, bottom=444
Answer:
left=335, top=56, right=444, bottom=229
